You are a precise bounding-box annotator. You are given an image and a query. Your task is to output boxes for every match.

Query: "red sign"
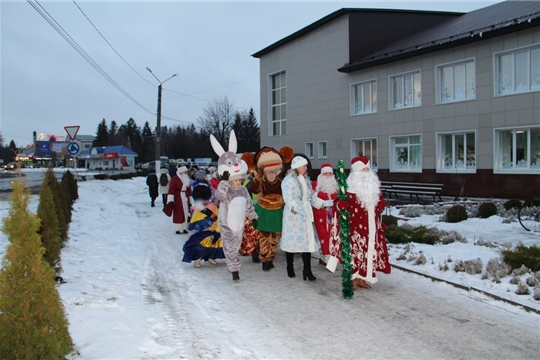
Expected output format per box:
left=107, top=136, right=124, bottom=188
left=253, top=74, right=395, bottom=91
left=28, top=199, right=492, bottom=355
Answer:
left=104, top=153, right=118, bottom=159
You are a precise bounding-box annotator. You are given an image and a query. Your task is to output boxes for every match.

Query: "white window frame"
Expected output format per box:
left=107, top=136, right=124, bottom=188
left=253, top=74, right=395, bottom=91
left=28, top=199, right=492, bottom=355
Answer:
left=305, top=142, right=314, bottom=159
left=351, top=79, right=377, bottom=115
left=494, top=43, right=540, bottom=96
left=389, top=70, right=421, bottom=110
left=389, top=134, right=422, bottom=173
left=436, top=58, right=476, bottom=104
left=350, top=138, right=378, bottom=171
left=436, top=130, right=476, bottom=173
left=269, top=70, right=286, bottom=136
left=493, top=126, right=540, bottom=174
left=318, top=141, right=327, bottom=159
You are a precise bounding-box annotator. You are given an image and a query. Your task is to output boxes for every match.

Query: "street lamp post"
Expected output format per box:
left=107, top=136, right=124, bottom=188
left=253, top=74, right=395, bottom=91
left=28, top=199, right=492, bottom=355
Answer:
left=146, top=67, right=177, bottom=176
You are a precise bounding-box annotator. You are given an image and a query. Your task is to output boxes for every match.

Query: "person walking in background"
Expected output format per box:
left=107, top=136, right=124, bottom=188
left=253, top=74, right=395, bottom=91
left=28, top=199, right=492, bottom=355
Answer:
left=159, top=166, right=171, bottom=207
left=311, top=163, right=338, bottom=266
left=167, top=165, right=192, bottom=234
left=280, top=156, right=325, bottom=281
left=146, top=171, right=159, bottom=207
left=333, top=156, right=391, bottom=289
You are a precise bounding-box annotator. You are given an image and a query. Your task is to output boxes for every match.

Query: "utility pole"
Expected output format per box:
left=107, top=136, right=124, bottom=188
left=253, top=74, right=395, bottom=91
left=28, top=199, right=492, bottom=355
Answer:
left=146, top=67, right=177, bottom=176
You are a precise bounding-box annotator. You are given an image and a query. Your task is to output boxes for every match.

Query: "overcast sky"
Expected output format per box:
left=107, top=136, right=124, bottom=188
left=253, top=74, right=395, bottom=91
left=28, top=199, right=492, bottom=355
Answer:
left=1, top=0, right=503, bottom=147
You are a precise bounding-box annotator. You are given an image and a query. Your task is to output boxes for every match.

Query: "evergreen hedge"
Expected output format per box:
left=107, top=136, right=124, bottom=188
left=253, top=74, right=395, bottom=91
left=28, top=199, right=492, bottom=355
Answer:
left=0, top=180, right=73, bottom=358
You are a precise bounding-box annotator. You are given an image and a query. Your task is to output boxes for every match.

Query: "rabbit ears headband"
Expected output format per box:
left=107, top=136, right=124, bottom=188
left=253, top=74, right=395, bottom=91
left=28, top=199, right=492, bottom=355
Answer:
left=210, top=130, right=237, bottom=157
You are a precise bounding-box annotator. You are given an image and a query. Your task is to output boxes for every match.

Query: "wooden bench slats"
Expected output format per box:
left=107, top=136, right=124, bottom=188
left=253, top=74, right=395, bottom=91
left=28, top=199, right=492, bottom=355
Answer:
left=380, top=181, right=443, bottom=201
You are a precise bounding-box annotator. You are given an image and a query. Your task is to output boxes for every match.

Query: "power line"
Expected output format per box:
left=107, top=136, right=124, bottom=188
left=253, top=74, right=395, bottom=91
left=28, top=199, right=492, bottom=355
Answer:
left=27, top=0, right=155, bottom=116
left=71, top=0, right=155, bottom=87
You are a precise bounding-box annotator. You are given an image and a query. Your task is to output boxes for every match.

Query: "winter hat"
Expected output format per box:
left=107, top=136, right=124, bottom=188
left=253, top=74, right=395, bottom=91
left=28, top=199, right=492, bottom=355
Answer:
left=207, top=166, right=216, bottom=173
left=194, top=169, right=207, bottom=181
left=320, top=163, right=333, bottom=174
left=291, top=156, right=308, bottom=169
left=257, top=151, right=283, bottom=173
left=177, top=166, right=189, bottom=174
left=351, top=156, right=370, bottom=172
left=160, top=167, right=169, bottom=174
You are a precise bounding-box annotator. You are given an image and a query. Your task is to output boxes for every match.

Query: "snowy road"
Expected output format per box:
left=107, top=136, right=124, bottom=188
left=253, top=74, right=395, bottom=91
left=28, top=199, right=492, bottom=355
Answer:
left=131, top=189, right=539, bottom=359
left=35, top=177, right=538, bottom=359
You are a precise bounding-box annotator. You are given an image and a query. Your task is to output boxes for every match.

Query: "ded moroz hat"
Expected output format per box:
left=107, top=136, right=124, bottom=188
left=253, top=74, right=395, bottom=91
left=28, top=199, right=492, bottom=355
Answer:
left=177, top=166, right=189, bottom=173
left=351, top=156, right=370, bottom=172
left=291, top=156, right=308, bottom=169
left=320, top=163, right=333, bottom=174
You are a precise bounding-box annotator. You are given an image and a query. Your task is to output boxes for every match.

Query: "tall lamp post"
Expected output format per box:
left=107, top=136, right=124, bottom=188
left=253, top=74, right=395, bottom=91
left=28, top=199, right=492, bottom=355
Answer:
left=146, top=67, right=177, bottom=176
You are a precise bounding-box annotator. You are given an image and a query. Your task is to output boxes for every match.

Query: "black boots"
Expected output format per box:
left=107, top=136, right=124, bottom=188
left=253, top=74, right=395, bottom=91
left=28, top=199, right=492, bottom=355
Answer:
left=232, top=271, right=239, bottom=281
left=302, top=253, right=316, bottom=281
left=262, top=261, right=275, bottom=271
left=286, top=252, right=295, bottom=278
left=252, top=251, right=260, bottom=263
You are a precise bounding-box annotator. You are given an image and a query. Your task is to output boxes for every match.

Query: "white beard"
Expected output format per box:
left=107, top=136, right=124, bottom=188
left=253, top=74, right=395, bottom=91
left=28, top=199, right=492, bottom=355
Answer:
left=179, top=173, right=191, bottom=190
left=347, top=170, right=380, bottom=210
left=316, top=175, right=338, bottom=196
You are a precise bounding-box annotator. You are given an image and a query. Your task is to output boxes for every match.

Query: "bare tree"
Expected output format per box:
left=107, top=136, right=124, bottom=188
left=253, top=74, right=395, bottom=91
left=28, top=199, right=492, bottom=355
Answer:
left=197, top=96, right=236, bottom=146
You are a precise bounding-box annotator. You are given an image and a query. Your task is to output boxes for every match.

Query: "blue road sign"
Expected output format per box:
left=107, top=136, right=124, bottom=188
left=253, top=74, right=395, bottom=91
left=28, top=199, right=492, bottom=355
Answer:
left=67, top=141, right=81, bottom=156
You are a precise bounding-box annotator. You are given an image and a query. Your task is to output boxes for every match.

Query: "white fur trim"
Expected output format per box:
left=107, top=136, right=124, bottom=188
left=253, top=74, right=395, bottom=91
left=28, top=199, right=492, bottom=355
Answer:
left=351, top=159, right=369, bottom=172
left=321, top=165, right=333, bottom=174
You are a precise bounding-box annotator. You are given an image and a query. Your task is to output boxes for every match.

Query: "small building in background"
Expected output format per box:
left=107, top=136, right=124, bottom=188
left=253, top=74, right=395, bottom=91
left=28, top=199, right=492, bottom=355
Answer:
left=79, top=146, right=138, bottom=170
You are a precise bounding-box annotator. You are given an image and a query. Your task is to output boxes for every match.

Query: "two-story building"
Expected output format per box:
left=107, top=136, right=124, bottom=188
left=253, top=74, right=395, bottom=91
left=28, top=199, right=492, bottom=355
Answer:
left=252, top=1, right=539, bottom=199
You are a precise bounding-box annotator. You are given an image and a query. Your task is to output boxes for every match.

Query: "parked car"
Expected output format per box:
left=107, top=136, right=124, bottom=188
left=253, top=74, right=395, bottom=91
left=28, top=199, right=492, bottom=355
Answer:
left=3, top=162, right=25, bottom=170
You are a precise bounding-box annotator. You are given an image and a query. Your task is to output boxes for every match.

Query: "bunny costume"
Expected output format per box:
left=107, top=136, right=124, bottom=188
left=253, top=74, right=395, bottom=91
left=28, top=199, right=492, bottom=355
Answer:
left=210, top=130, right=258, bottom=279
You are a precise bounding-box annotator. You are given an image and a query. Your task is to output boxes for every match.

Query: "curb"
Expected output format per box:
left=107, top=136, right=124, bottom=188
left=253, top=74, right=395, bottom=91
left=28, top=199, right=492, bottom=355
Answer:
left=390, top=263, right=540, bottom=315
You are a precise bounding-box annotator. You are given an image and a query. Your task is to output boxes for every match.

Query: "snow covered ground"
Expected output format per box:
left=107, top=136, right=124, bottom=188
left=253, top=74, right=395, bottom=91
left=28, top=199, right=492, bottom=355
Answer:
left=0, top=171, right=538, bottom=359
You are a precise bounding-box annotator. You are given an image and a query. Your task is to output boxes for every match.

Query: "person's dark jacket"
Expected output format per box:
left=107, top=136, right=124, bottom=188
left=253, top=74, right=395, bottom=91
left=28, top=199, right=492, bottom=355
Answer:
left=146, top=173, right=159, bottom=198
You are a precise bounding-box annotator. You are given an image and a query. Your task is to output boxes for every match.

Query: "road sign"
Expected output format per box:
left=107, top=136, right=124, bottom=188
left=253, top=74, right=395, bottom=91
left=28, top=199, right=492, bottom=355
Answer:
left=64, top=126, right=80, bottom=140
left=67, top=141, right=82, bottom=156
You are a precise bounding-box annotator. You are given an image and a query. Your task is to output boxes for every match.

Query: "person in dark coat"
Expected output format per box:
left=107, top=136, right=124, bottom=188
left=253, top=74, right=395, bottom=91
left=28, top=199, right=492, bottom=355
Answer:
left=146, top=172, right=159, bottom=207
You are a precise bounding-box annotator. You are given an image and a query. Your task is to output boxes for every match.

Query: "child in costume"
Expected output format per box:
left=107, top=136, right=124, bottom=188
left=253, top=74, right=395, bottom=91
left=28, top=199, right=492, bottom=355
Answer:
left=182, top=177, right=224, bottom=267
left=211, top=130, right=258, bottom=281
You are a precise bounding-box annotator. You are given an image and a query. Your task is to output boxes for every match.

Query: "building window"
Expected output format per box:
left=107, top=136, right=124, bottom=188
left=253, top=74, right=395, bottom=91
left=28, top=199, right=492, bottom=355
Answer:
left=390, top=135, right=422, bottom=172
left=436, top=131, right=476, bottom=172
left=305, top=142, right=314, bottom=159
left=494, top=127, right=540, bottom=173
left=351, top=80, right=377, bottom=115
left=436, top=59, right=475, bottom=103
left=318, top=141, right=327, bottom=159
left=389, top=71, right=421, bottom=109
left=495, top=44, right=540, bottom=96
left=351, top=138, right=378, bottom=171
left=270, top=71, right=286, bottom=136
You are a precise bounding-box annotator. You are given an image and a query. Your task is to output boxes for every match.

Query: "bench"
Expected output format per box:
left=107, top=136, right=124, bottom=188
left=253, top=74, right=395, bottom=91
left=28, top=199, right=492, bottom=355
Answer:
left=380, top=181, right=443, bottom=202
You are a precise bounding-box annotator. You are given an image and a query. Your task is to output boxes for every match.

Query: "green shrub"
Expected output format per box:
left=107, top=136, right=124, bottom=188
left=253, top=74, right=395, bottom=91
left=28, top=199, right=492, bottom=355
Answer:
left=0, top=181, right=73, bottom=358
left=385, top=224, right=411, bottom=244
left=501, top=244, right=540, bottom=272
left=409, top=226, right=439, bottom=245
left=504, top=198, right=522, bottom=211
left=382, top=215, right=398, bottom=227
left=478, top=202, right=497, bottom=218
left=109, top=174, right=121, bottom=180
left=385, top=224, right=440, bottom=245
left=445, top=205, right=468, bottom=223
left=94, top=174, right=110, bottom=180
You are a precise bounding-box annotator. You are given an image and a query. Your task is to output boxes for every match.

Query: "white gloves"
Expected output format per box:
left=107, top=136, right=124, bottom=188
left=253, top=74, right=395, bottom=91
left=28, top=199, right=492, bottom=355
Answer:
left=323, top=200, right=334, bottom=207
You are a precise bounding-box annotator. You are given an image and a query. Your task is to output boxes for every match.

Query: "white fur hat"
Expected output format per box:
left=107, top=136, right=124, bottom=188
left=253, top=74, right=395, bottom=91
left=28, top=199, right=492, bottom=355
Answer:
left=177, top=166, right=189, bottom=173
left=291, top=156, right=308, bottom=169
left=351, top=156, right=370, bottom=172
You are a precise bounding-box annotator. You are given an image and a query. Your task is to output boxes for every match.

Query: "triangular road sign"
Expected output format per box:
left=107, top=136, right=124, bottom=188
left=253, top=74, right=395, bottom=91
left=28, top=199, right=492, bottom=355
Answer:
left=64, top=126, right=80, bottom=140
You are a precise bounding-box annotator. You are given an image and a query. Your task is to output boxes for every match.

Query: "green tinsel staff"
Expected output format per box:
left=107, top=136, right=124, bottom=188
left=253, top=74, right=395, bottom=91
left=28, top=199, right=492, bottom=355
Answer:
left=336, top=160, right=353, bottom=299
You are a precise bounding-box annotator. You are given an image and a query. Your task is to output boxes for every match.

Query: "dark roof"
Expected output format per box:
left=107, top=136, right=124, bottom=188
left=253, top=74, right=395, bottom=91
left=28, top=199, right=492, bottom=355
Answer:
left=339, top=1, right=540, bottom=72
left=252, top=8, right=463, bottom=58
left=79, top=145, right=138, bottom=156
